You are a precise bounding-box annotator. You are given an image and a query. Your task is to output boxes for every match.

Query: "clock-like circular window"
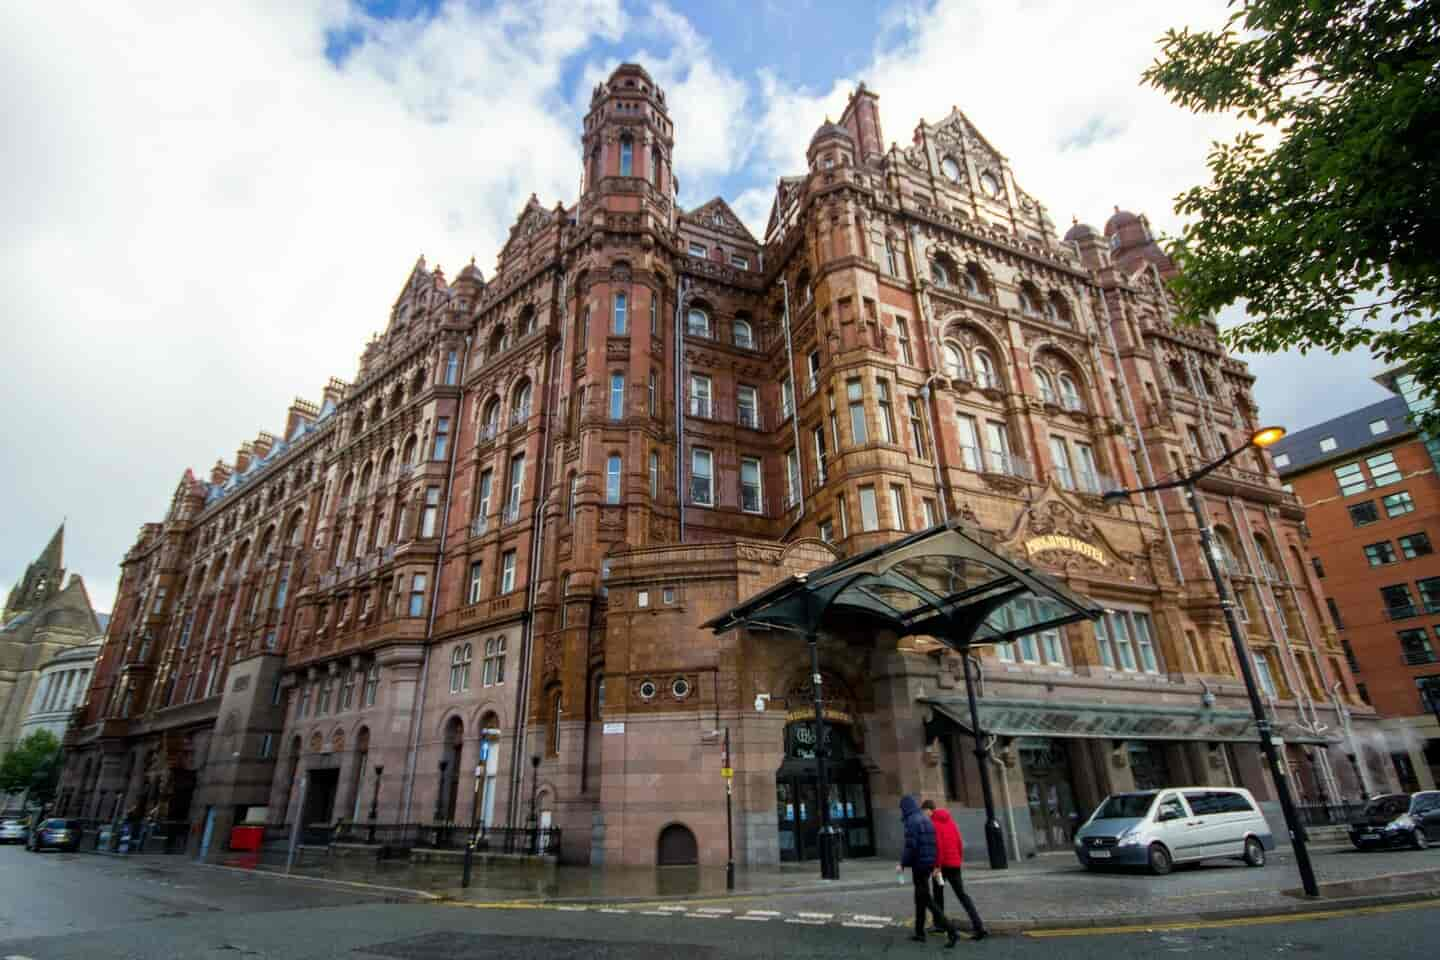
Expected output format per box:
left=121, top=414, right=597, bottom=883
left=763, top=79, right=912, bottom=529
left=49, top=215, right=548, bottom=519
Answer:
left=671, top=677, right=691, bottom=699
left=979, top=171, right=1002, bottom=198
left=940, top=156, right=962, bottom=182
left=639, top=679, right=658, bottom=700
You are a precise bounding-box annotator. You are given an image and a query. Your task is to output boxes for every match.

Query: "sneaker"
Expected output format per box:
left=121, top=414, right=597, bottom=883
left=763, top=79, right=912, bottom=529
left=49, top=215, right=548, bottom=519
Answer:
left=945, top=929, right=960, bottom=949
left=971, top=929, right=989, bottom=942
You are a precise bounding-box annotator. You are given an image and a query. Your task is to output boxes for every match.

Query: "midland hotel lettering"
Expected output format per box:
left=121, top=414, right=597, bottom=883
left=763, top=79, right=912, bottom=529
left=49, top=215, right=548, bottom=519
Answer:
left=62, top=63, right=1388, bottom=867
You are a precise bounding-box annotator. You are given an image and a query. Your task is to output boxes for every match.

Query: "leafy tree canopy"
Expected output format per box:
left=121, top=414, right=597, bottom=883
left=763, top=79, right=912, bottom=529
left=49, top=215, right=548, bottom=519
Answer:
left=1144, top=0, right=1440, bottom=429
left=0, top=730, right=61, bottom=796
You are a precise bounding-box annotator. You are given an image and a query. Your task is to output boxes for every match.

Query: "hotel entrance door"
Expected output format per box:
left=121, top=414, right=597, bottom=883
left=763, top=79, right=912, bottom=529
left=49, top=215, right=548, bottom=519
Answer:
left=776, top=720, right=875, bottom=862
left=1018, top=738, right=1081, bottom=851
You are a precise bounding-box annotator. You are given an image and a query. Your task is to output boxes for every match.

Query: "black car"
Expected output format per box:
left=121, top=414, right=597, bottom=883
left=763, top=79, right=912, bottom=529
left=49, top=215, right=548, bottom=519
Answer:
left=27, top=818, right=82, bottom=852
left=1348, top=792, right=1440, bottom=851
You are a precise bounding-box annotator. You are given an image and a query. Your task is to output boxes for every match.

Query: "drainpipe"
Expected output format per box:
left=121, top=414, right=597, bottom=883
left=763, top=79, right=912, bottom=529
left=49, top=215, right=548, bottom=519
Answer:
left=675, top=276, right=689, bottom=542
left=919, top=377, right=949, bottom=523
left=401, top=331, right=472, bottom=822
left=779, top=277, right=807, bottom=535
left=985, top=733, right=1021, bottom=863
left=506, top=273, right=565, bottom=831
left=1332, top=680, right=1374, bottom=797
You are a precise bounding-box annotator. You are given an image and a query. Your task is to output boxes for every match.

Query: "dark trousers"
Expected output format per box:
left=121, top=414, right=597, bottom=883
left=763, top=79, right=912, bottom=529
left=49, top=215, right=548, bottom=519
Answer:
left=912, top=868, right=953, bottom=936
left=931, top=866, right=985, bottom=934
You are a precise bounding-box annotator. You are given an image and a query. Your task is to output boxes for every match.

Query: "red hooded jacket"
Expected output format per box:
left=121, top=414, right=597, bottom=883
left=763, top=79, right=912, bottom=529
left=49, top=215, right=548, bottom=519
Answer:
left=931, top=808, right=963, bottom=868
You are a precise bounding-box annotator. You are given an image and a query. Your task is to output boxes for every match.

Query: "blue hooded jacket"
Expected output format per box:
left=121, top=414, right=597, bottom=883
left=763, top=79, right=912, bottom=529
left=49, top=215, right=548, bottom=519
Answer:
left=900, top=794, right=937, bottom=870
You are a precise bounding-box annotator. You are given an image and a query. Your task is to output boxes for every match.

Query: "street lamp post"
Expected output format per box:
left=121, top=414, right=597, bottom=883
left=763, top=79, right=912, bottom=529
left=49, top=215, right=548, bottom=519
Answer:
left=808, top=629, right=841, bottom=881
left=1103, top=425, right=1320, bottom=898
left=961, top=653, right=1007, bottom=869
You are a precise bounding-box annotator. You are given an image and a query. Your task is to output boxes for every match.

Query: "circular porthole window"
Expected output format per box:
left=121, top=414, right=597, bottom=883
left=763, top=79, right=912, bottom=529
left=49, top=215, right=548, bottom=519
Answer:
left=940, top=156, right=962, bottom=182
left=979, top=171, right=1002, bottom=199
left=639, top=679, right=658, bottom=701
left=671, top=677, right=691, bottom=699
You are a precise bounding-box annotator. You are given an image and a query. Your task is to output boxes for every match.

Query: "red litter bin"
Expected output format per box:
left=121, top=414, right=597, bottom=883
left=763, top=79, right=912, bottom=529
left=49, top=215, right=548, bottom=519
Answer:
left=230, top=825, right=264, bottom=852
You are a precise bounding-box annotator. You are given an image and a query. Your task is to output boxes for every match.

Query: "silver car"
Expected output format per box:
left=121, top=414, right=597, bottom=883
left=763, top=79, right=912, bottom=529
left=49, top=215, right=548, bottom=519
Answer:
left=0, top=816, right=31, bottom=844
left=1073, top=787, right=1275, bottom=875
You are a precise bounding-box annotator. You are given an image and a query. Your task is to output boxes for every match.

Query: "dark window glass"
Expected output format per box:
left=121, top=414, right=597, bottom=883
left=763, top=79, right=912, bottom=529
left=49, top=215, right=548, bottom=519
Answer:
left=1364, top=541, right=1398, bottom=566
left=1326, top=597, right=1345, bottom=630
left=1311, top=556, right=1326, bottom=579
left=1349, top=501, right=1379, bottom=526
left=1399, top=532, right=1433, bottom=560
left=1382, top=583, right=1416, bottom=619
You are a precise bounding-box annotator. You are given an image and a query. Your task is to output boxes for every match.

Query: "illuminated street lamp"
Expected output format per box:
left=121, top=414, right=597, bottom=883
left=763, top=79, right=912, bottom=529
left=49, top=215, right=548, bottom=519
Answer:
left=1104, top=426, right=1319, bottom=897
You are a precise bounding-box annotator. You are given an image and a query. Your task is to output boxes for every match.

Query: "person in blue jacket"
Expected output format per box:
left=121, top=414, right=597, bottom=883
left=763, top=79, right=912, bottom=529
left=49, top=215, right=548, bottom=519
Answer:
left=898, top=794, right=960, bottom=947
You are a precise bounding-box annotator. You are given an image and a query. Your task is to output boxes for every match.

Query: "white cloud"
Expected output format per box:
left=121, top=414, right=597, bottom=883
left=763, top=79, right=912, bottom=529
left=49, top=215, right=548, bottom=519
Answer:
left=0, top=0, right=624, bottom=612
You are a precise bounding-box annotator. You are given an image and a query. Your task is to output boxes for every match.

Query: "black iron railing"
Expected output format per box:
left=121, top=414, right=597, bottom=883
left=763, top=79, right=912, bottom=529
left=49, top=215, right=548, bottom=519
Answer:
left=328, top=820, right=561, bottom=858
left=1295, top=802, right=1368, bottom=827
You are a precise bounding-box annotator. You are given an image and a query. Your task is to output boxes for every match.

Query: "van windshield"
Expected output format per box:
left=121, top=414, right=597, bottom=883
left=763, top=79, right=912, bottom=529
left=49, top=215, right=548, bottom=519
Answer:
left=1093, top=794, right=1156, bottom=820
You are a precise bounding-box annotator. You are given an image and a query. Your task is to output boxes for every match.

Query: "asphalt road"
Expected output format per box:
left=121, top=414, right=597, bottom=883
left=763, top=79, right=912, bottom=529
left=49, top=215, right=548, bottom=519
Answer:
left=0, top=846, right=1437, bottom=959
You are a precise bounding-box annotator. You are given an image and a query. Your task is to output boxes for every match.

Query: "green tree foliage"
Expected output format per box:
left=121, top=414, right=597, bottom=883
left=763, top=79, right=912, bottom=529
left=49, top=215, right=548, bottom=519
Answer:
left=1144, top=0, right=1440, bottom=427
left=0, top=730, right=61, bottom=796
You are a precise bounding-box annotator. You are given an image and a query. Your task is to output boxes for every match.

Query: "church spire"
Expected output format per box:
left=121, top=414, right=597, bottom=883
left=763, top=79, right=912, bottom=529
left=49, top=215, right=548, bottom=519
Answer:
left=2, top=523, right=67, bottom=622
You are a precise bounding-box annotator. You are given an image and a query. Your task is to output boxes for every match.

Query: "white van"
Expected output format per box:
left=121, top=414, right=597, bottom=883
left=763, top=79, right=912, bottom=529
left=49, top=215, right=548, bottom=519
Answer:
left=1073, top=787, right=1275, bottom=874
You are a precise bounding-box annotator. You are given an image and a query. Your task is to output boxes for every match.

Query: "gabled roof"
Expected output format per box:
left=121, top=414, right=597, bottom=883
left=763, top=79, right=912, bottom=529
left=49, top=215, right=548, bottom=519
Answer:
left=679, top=196, right=757, bottom=246
left=498, top=194, right=555, bottom=263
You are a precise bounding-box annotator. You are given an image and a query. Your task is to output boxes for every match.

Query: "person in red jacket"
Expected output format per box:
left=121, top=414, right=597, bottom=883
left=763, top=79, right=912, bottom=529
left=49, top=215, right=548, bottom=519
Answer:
left=922, top=799, right=987, bottom=940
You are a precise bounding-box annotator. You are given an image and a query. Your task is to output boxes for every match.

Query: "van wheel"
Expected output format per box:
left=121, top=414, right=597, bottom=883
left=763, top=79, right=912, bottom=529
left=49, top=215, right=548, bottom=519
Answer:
left=1243, top=837, right=1266, bottom=867
left=1147, top=843, right=1173, bottom=876
left=1412, top=830, right=1428, bottom=851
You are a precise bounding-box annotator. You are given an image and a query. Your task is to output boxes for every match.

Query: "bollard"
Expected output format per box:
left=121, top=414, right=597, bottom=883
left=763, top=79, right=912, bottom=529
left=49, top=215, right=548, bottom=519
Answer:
left=462, top=835, right=475, bottom=888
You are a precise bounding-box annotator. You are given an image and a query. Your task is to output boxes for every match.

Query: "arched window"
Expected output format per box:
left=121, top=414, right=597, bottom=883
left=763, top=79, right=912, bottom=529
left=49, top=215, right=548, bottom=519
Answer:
left=589, top=146, right=601, bottom=189
left=1048, top=292, right=1072, bottom=327
left=488, top=325, right=508, bottom=358
left=606, top=454, right=622, bottom=504
left=944, top=342, right=967, bottom=381
left=1018, top=282, right=1041, bottom=317
left=567, top=471, right=579, bottom=523
left=1035, top=369, right=1057, bottom=404
left=511, top=381, right=532, bottom=425
left=964, top=263, right=984, bottom=297
left=686, top=307, right=710, bottom=338
left=482, top=636, right=506, bottom=686
left=733, top=316, right=754, bottom=349
left=481, top=397, right=501, bottom=439
left=973, top=349, right=999, bottom=389
left=1057, top=373, right=1081, bottom=411
left=649, top=450, right=660, bottom=498
left=449, top=644, right=471, bottom=693
left=930, top=259, right=951, bottom=287
left=619, top=136, right=633, bottom=177
left=650, top=145, right=663, bottom=189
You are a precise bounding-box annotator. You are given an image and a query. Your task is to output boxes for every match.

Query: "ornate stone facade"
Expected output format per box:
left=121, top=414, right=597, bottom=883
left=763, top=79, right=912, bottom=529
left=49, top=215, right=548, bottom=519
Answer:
left=62, top=63, right=1384, bottom=865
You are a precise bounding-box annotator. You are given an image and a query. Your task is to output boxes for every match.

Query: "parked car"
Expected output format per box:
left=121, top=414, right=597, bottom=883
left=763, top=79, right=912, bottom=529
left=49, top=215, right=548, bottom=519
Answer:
left=0, top=816, right=31, bottom=844
left=27, top=818, right=82, bottom=852
left=1074, top=787, right=1275, bottom=875
left=1348, top=792, right=1440, bottom=851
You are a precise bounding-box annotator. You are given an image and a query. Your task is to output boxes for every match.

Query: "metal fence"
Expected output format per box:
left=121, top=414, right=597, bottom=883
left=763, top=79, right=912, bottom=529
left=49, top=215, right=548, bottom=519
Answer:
left=1295, top=802, right=1366, bottom=827
left=327, top=821, right=561, bottom=858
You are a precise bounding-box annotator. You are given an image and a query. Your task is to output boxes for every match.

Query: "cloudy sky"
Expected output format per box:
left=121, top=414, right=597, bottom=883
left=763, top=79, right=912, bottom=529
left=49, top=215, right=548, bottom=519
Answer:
left=0, top=0, right=1390, bottom=615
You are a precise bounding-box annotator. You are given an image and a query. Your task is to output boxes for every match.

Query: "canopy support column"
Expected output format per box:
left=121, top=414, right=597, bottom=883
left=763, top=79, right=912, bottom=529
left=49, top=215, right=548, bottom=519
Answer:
left=962, top=653, right=1007, bottom=869
left=809, top=628, right=841, bottom=880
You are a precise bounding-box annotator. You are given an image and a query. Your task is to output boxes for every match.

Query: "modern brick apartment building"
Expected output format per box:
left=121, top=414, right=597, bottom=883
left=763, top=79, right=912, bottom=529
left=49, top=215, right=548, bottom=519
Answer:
left=1271, top=372, right=1440, bottom=792
left=61, top=63, right=1384, bottom=867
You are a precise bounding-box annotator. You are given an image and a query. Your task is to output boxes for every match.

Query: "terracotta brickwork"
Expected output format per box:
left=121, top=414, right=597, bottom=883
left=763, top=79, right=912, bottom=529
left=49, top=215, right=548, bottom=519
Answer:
left=62, top=63, right=1385, bottom=865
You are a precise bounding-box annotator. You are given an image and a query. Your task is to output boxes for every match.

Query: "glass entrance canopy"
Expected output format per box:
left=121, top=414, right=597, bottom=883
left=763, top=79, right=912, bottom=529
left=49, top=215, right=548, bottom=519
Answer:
left=704, top=521, right=1103, bottom=648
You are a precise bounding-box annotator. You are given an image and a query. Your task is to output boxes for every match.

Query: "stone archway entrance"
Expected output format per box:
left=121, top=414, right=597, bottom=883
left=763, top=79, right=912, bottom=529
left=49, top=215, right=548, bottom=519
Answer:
left=775, top=717, right=875, bottom=862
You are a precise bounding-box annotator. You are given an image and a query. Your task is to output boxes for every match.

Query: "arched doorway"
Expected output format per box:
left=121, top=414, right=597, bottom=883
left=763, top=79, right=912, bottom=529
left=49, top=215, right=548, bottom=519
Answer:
left=657, top=823, right=698, bottom=865
left=775, top=717, right=875, bottom=862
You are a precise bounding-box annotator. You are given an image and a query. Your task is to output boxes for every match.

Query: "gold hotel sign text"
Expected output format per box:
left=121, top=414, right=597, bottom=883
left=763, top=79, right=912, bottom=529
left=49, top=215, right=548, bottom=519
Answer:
left=1023, top=534, right=1108, bottom=566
